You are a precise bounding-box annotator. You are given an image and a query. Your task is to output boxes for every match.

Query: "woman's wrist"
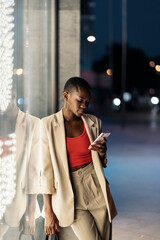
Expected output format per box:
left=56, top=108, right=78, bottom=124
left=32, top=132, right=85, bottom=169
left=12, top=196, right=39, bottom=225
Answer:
left=44, top=206, right=54, bottom=214
left=99, top=152, right=106, bottom=159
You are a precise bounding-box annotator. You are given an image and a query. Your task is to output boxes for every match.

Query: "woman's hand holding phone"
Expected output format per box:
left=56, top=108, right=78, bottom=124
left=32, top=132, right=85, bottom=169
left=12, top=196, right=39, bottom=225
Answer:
left=88, top=132, right=111, bottom=158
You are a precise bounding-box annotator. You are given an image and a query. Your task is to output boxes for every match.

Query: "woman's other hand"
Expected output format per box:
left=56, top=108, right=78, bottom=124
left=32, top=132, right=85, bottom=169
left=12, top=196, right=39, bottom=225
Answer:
left=45, top=209, right=60, bottom=235
left=43, top=194, right=60, bottom=235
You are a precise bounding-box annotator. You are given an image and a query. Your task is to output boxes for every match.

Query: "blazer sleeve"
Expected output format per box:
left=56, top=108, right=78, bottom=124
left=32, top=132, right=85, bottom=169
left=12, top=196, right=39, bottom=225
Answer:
left=26, top=118, right=41, bottom=194
left=97, top=118, right=108, bottom=168
left=40, top=120, right=56, bottom=194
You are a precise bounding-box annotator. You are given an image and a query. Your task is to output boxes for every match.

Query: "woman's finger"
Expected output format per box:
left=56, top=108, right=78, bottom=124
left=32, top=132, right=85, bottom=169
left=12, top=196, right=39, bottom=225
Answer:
left=89, top=144, right=106, bottom=151
left=50, top=226, right=55, bottom=235
left=55, top=220, right=60, bottom=232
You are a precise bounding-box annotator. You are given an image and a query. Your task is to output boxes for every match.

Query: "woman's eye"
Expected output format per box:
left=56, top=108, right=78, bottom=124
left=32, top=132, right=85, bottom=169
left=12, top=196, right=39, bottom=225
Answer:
left=86, top=101, right=89, bottom=106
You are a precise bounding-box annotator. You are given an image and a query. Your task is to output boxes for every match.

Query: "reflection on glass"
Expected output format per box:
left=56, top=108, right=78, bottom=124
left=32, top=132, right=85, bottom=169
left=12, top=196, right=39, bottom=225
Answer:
left=1, top=0, right=57, bottom=239
left=0, top=87, right=41, bottom=239
left=0, top=133, right=16, bottom=221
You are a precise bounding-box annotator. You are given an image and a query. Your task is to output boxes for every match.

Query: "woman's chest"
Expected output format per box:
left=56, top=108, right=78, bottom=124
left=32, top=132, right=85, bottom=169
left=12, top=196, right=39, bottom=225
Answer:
left=65, top=120, right=84, bottom=138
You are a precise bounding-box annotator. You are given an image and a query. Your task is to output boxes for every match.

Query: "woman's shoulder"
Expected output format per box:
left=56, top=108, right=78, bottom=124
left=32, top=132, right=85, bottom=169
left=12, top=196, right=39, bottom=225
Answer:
left=41, top=110, right=63, bottom=125
left=83, top=113, right=101, bottom=123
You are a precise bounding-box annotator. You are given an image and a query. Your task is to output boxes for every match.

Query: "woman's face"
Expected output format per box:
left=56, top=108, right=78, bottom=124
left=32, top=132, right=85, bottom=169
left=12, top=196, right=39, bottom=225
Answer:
left=64, top=87, right=91, bottom=117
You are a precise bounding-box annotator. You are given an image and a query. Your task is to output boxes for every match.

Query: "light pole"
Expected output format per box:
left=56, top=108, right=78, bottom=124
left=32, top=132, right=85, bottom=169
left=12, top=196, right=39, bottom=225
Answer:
left=121, top=0, right=127, bottom=127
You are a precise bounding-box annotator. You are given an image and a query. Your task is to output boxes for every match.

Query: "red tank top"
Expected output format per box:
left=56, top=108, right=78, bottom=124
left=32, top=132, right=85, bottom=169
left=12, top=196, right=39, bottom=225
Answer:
left=66, top=124, right=92, bottom=168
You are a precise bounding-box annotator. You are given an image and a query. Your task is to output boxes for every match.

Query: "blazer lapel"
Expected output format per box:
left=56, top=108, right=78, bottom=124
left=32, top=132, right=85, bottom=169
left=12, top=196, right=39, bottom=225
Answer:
left=82, top=114, right=99, bottom=163
left=82, top=115, right=97, bottom=144
left=52, top=110, right=70, bottom=178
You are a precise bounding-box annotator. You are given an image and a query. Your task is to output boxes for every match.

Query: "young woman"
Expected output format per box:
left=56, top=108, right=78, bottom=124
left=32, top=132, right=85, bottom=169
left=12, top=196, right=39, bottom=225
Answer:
left=41, top=77, right=117, bottom=240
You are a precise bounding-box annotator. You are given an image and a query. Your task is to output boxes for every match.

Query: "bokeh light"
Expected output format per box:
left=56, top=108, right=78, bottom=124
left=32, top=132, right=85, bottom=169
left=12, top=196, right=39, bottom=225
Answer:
left=151, top=96, right=159, bottom=105
left=106, top=69, right=112, bottom=76
left=155, top=65, right=160, bottom=72
left=149, top=61, right=155, bottom=68
left=87, top=36, right=96, bottom=42
left=123, top=92, right=132, bottom=102
left=113, top=98, right=121, bottom=106
left=16, top=68, right=24, bottom=75
left=17, top=98, right=23, bottom=105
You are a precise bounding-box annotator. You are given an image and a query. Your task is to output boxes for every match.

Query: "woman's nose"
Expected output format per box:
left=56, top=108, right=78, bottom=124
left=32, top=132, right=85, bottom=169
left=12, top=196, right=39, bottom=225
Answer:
left=80, top=102, right=86, bottom=109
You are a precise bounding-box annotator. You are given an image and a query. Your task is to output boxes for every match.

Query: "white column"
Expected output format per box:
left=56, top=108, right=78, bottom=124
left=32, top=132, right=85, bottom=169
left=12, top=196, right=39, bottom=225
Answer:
left=58, top=0, right=80, bottom=109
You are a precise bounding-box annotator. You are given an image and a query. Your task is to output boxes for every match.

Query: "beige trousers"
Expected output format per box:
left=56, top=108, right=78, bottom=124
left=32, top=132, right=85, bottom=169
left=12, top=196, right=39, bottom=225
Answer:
left=70, top=162, right=112, bottom=240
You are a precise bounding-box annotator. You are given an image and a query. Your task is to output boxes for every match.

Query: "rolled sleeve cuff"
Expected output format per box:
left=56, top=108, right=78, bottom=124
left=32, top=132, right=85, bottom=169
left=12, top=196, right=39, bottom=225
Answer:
left=40, top=185, right=56, bottom=195
left=25, top=185, right=41, bottom=194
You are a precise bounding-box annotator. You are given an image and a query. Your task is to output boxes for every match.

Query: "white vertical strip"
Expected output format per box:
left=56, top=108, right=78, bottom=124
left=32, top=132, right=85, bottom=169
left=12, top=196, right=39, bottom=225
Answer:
left=0, top=0, right=15, bottom=113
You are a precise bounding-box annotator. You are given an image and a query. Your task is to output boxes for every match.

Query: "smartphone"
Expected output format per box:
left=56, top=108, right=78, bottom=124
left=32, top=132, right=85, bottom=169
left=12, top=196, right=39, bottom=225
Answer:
left=91, top=132, right=111, bottom=145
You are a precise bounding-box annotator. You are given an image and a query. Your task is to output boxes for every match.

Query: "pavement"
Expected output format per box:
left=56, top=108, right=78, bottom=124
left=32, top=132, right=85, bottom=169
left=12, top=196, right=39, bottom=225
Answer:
left=102, top=114, right=160, bottom=240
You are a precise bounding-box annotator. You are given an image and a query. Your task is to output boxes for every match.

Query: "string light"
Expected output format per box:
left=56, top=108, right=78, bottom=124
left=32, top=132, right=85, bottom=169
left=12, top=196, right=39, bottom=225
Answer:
left=0, top=133, right=16, bottom=220
left=0, top=0, right=15, bottom=113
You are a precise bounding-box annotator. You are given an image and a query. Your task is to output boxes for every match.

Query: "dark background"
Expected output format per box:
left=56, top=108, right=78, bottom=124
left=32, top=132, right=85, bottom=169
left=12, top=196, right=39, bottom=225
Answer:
left=80, top=0, right=160, bottom=126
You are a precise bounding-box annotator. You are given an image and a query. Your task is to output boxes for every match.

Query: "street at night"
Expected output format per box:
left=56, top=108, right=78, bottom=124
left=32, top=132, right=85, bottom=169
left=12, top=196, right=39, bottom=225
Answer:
left=103, top=113, right=160, bottom=240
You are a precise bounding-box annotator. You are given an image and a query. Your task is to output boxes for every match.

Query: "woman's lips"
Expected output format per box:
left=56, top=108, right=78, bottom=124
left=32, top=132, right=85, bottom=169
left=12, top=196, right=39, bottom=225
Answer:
left=78, top=110, right=85, bottom=114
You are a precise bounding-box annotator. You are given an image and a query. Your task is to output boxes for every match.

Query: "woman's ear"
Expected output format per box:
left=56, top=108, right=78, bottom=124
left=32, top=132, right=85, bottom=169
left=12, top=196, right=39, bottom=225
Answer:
left=63, top=91, right=68, bottom=102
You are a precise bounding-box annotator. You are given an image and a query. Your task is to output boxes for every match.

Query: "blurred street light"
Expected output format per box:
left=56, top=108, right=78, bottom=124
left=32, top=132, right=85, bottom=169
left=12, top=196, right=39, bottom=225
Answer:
left=123, top=92, right=132, bottom=102
left=13, top=68, right=24, bottom=75
left=87, top=35, right=96, bottom=42
left=149, top=61, right=155, bottom=68
left=106, top=68, right=112, bottom=76
left=155, top=65, right=160, bottom=72
left=16, top=68, right=24, bottom=75
left=151, top=96, right=159, bottom=105
left=113, top=98, right=121, bottom=106
left=17, top=98, right=24, bottom=105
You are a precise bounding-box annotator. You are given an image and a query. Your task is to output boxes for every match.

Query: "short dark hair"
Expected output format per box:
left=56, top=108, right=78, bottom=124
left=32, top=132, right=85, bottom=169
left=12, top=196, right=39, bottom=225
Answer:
left=63, top=77, right=91, bottom=96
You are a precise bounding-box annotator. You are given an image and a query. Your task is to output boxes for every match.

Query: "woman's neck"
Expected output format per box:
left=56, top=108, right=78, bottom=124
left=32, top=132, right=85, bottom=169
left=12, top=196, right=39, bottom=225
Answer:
left=62, top=107, right=80, bottom=122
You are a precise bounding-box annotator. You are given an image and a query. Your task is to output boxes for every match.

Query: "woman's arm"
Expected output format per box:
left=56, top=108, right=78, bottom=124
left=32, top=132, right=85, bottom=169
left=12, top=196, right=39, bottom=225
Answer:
left=43, top=194, right=60, bottom=235
left=41, top=120, right=60, bottom=234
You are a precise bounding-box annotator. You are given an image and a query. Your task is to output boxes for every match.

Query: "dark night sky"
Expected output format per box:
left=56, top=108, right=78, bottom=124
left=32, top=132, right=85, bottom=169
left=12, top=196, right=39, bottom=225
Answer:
left=84, top=0, right=160, bottom=68
left=127, top=1, right=160, bottom=57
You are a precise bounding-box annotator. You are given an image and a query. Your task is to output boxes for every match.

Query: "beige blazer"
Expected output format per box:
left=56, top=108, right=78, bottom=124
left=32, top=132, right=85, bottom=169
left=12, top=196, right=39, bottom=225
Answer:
left=4, top=109, right=40, bottom=227
left=41, top=109, right=117, bottom=227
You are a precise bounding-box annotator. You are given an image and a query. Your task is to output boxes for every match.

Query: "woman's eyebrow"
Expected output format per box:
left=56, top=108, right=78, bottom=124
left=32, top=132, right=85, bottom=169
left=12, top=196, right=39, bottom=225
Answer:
left=78, top=96, right=90, bottom=100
